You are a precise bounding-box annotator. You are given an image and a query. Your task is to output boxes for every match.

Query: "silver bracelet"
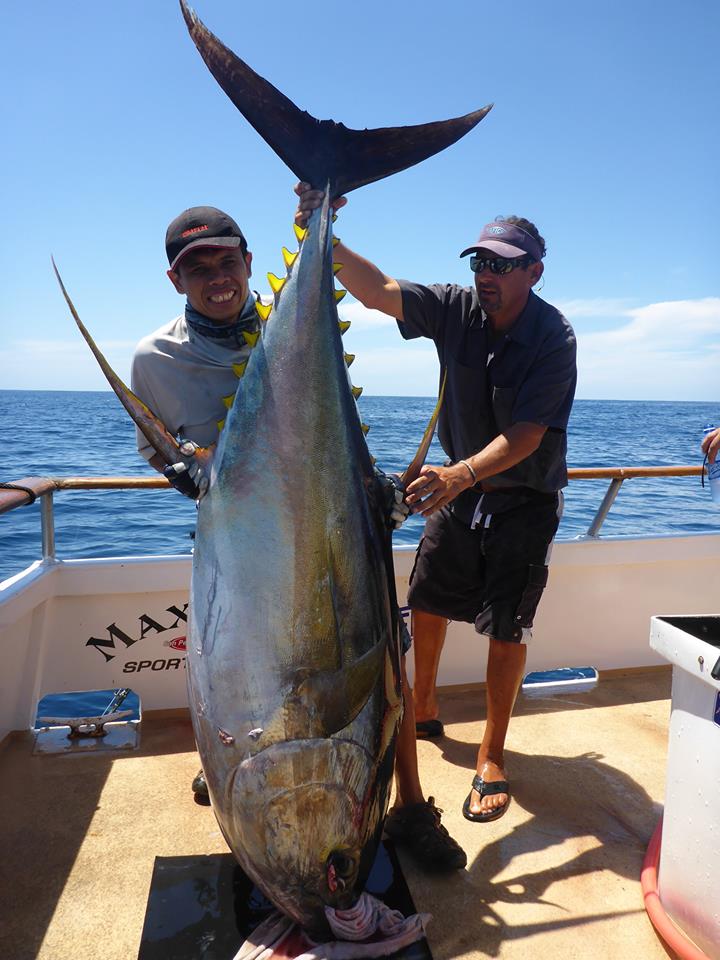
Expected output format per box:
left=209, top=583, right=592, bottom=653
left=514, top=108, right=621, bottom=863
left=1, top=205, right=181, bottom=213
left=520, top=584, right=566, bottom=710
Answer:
left=459, top=459, right=477, bottom=484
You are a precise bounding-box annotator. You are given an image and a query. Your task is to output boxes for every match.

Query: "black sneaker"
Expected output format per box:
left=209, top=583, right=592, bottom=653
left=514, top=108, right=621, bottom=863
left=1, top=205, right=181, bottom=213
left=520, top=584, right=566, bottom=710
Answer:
left=192, top=768, right=210, bottom=805
left=384, top=797, right=467, bottom=870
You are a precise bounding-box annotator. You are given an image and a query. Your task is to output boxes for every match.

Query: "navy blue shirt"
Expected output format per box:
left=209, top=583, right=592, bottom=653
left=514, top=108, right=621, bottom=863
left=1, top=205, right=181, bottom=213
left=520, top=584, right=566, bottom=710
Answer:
left=398, top=282, right=576, bottom=511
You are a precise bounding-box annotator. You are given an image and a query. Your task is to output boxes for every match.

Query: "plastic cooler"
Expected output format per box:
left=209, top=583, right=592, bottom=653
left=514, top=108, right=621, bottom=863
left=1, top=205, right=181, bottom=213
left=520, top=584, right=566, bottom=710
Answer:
left=649, top=615, right=720, bottom=958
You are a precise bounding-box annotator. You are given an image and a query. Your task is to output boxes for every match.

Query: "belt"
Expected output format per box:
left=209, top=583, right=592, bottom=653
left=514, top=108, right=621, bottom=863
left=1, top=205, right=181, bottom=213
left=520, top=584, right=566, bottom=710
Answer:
left=478, top=482, right=527, bottom=493
left=478, top=483, right=558, bottom=500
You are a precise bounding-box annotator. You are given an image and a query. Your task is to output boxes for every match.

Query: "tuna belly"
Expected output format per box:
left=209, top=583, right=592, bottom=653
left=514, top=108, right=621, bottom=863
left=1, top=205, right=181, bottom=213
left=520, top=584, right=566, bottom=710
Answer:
left=225, top=737, right=393, bottom=935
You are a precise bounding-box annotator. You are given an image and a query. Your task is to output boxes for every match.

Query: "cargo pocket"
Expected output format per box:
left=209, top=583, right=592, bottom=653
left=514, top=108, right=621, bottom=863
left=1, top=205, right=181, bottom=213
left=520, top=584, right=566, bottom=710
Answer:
left=514, top=564, right=549, bottom=628
left=407, top=537, right=425, bottom=589
left=475, top=602, right=521, bottom=641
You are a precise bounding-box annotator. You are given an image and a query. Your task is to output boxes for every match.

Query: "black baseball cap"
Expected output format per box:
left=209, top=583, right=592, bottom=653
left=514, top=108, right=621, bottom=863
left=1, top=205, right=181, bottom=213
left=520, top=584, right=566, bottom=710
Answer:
left=165, top=206, right=247, bottom=270
left=459, top=221, right=543, bottom=262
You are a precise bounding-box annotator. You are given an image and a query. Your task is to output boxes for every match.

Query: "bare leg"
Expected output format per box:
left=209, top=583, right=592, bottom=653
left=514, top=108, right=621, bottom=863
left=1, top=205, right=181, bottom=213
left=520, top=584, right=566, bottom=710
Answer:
left=393, top=656, right=424, bottom=808
left=411, top=610, right=448, bottom=724
left=468, top=637, right=526, bottom=817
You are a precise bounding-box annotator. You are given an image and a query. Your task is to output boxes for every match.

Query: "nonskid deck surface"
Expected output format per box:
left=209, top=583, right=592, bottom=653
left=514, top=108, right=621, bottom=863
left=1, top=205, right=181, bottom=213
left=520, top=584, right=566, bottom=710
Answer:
left=0, top=672, right=672, bottom=960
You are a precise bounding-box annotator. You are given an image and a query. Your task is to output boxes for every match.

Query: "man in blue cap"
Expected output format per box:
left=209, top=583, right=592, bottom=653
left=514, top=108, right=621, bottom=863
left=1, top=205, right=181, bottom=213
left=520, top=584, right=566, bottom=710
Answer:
left=296, top=186, right=577, bottom=827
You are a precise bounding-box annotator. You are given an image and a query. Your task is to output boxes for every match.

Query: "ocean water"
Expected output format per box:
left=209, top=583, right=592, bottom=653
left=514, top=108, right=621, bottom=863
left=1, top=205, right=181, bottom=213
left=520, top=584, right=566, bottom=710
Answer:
left=1, top=389, right=719, bottom=585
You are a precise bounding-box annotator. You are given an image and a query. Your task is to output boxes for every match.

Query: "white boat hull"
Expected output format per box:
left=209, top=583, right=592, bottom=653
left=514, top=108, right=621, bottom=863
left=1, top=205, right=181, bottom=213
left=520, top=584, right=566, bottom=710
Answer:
left=2, top=533, right=720, bottom=743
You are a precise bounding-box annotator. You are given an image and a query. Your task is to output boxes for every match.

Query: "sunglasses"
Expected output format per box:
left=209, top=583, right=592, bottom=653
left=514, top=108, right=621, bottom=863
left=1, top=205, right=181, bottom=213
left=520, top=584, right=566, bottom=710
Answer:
left=469, top=254, right=532, bottom=275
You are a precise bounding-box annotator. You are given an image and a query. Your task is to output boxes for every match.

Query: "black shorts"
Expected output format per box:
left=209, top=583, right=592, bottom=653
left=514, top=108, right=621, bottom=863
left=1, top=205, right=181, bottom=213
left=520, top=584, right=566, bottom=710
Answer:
left=407, top=493, right=562, bottom=643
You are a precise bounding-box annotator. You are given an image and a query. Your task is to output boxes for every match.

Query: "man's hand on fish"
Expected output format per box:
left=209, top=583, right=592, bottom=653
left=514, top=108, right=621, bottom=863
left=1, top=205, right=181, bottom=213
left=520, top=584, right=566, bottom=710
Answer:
left=375, top=469, right=410, bottom=530
left=294, top=182, right=347, bottom=228
left=163, top=439, right=209, bottom=500
left=405, top=463, right=476, bottom=517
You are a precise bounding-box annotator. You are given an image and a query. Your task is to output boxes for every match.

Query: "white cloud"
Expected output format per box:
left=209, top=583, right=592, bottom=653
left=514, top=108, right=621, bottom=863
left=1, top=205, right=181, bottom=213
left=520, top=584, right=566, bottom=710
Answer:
left=555, top=297, right=635, bottom=319
left=1, top=339, right=134, bottom=390
left=3, top=298, right=719, bottom=401
left=14, top=339, right=136, bottom=353
left=349, top=345, right=439, bottom=396
left=577, top=297, right=720, bottom=399
left=256, top=293, right=397, bottom=330
left=338, top=300, right=399, bottom=330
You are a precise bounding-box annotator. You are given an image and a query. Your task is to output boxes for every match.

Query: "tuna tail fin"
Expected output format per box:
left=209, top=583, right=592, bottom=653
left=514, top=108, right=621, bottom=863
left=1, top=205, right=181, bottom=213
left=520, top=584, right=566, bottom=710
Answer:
left=180, top=1, right=492, bottom=198
left=400, top=371, right=447, bottom=487
left=52, top=258, right=203, bottom=469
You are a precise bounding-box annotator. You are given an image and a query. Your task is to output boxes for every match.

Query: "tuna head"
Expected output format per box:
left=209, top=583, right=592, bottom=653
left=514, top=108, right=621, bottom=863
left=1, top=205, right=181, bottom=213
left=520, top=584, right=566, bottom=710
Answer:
left=227, top=737, right=394, bottom=936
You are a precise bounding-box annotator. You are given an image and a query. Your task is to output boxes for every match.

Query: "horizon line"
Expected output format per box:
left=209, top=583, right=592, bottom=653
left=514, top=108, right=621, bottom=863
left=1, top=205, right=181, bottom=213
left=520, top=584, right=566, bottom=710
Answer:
left=0, top=388, right=715, bottom=405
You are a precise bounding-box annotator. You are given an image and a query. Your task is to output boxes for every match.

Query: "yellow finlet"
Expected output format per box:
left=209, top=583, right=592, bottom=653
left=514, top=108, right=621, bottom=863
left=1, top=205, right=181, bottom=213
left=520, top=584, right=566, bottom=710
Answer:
left=255, top=300, right=272, bottom=322
left=361, top=422, right=370, bottom=435
left=268, top=273, right=286, bottom=296
left=344, top=352, right=356, bottom=367
left=333, top=263, right=343, bottom=274
left=293, top=223, right=307, bottom=243
left=217, top=419, right=226, bottom=432
left=332, top=236, right=340, bottom=247
left=243, top=329, right=260, bottom=347
left=338, top=320, right=351, bottom=334
left=370, top=455, right=377, bottom=465
left=282, top=247, right=298, bottom=270
left=232, top=360, right=248, bottom=378
left=222, top=393, right=235, bottom=409
left=351, top=385, right=363, bottom=400
left=332, top=214, right=338, bottom=223
left=334, top=289, right=347, bottom=303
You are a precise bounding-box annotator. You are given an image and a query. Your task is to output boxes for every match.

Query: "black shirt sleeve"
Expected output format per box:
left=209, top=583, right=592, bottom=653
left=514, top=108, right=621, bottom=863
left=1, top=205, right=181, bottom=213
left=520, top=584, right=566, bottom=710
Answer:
left=397, top=281, right=457, bottom=342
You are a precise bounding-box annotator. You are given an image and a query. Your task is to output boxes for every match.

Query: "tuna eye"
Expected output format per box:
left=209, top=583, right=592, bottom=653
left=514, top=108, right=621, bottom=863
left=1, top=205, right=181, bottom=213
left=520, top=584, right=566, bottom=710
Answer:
left=327, top=851, right=355, bottom=878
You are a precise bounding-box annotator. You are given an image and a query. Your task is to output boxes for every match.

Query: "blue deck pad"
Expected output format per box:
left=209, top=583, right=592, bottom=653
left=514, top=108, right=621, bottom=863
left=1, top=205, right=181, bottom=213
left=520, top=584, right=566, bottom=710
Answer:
left=523, top=667, right=598, bottom=684
left=35, top=689, right=141, bottom=726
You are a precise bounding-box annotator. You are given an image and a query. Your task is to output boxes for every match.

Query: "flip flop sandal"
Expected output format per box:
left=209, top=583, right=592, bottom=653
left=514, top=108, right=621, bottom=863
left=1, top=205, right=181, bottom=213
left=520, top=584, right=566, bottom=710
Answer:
left=415, top=718, right=444, bottom=739
left=462, top=773, right=510, bottom=823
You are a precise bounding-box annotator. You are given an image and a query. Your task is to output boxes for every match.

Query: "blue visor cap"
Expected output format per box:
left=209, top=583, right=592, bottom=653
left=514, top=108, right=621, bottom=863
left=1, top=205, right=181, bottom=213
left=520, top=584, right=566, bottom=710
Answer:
left=460, top=221, right=543, bottom=262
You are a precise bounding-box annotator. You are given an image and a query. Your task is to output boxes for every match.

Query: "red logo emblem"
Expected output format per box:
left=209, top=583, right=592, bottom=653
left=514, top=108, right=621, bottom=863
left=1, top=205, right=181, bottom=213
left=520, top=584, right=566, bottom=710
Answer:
left=165, top=635, right=187, bottom=651
left=180, top=224, right=209, bottom=238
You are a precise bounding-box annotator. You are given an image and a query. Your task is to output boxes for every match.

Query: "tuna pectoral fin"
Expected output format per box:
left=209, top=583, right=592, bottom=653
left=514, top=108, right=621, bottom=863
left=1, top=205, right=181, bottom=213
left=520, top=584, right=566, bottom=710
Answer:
left=180, top=1, right=492, bottom=198
left=52, top=258, right=205, bottom=469
left=294, top=638, right=386, bottom=736
left=401, top=371, right=447, bottom=487
left=255, top=640, right=386, bottom=750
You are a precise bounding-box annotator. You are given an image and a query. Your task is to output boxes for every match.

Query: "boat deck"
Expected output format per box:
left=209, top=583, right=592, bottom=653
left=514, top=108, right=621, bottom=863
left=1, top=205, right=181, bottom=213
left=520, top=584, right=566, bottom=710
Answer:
left=0, top=670, right=675, bottom=960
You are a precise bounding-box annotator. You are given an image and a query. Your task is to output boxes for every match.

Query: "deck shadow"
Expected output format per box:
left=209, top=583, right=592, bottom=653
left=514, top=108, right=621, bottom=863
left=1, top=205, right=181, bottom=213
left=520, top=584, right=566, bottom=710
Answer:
left=0, top=732, right=116, bottom=960
left=0, top=715, right=198, bottom=960
left=410, top=747, right=664, bottom=959
left=405, top=675, right=670, bottom=958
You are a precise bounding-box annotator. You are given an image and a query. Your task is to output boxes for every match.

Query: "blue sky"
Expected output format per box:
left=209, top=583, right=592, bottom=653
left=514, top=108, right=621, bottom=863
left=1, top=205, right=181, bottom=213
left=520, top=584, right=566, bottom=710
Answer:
left=1, top=0, right=718, bottom=399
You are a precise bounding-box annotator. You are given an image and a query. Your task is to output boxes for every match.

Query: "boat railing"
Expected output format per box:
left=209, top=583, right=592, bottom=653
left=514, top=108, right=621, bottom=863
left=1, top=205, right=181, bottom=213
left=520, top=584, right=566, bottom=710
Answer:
left=0, top=466, right=707, bottom=563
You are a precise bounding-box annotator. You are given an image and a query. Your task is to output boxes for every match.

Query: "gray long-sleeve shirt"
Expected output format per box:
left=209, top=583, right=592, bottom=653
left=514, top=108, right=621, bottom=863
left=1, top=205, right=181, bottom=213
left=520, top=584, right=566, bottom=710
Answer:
left=131, top=314, right=255, bottom=461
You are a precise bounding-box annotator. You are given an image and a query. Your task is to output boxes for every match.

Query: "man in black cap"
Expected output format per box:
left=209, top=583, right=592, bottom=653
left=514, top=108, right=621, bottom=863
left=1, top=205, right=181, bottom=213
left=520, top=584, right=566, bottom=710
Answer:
left=296, top=186, right=577, bottom=826
left=132, top=206, right=260, bottom=493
